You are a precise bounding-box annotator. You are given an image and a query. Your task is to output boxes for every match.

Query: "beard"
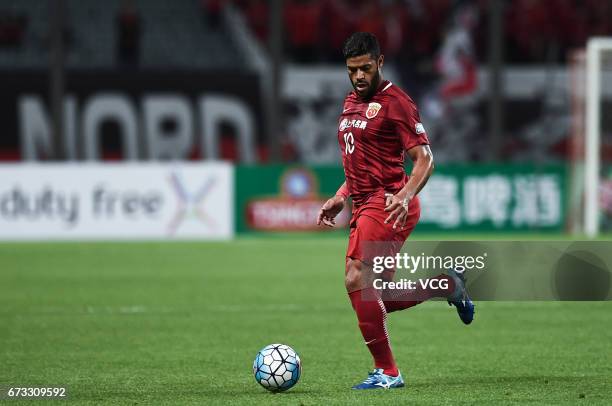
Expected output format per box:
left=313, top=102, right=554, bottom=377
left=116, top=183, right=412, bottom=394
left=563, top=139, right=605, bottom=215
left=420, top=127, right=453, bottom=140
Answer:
left=353, top=68, right=381, bottom=99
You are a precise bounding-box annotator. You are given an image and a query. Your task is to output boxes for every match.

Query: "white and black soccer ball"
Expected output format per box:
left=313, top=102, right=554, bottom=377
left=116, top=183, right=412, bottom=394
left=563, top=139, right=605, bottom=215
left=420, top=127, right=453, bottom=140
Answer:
left=253, top=343, right=301, bottom=392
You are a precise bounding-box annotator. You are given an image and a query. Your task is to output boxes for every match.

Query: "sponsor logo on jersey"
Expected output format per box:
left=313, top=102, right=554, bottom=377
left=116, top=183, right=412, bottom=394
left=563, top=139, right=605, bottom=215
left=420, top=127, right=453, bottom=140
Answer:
left=339, top=118, right=349, bottom=131
left=366, top=102, right=382, bottom=119
left=415, top=123, right=426, bottom=134
left=339, top=118, right=367, bottom=131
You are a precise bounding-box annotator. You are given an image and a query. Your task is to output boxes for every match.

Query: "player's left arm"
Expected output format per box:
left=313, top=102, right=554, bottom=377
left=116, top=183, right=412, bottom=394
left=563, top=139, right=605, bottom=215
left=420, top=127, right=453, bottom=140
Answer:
left=384, top=144, right=434, bottom=228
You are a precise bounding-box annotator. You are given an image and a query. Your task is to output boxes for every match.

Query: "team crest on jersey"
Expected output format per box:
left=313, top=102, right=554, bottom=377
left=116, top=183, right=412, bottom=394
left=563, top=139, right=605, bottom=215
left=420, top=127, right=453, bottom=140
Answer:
left=366, top=102, right=382, bottom=119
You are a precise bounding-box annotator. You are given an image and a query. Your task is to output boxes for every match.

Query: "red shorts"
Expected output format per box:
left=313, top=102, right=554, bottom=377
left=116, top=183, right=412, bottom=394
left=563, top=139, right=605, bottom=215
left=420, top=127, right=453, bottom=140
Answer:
left=346, top=192, right=420, bottom=264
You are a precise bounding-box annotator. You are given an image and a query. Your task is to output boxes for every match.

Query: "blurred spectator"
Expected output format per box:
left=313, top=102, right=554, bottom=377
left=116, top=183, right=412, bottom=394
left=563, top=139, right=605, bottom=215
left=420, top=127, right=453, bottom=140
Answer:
left=380, top=0, right=406, bottom=61
left=117, top=0, right=141, bottom=67
left=354, top=2, right=386, bottom=53
left=505, top=0, right=611, bottom=63
left=404, top=0, right=452, bottom=62
left=505, top=0, right=556, bottom=63
left=0, top=12, right=27, bottom=48
left=234, top=0, right=612, bottom=64
left=437, top=4, right=477, bottom=99
left=420, top=2, right=480, bottom=162
left=202, top=0, right=227, bottom=28
left=321, top=0, right=358, bottom=61
left=242, top=0, right=269, bottom=43
left=582, top=0, right=612, bottom=40
left=283, top=0, right=324, bottom=62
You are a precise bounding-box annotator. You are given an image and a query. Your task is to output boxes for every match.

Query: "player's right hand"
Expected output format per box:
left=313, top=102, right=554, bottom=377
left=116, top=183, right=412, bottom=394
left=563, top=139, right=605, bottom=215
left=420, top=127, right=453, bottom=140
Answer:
left=317, top=195, right=346, bottom=227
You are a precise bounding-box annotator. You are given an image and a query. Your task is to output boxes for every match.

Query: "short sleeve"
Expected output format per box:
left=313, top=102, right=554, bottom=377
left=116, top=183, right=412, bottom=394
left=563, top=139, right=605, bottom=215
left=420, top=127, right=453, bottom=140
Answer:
left=389, top=96, right=430, bottom=151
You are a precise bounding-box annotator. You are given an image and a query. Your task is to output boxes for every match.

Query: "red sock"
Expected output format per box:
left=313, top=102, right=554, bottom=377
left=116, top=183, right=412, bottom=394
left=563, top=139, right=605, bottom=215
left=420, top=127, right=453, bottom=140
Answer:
left=382, top=274, right=455, bottom=312
left=349, top=288, right=398, bottom=377
left=381, top=274, right=455, bottom=313
left=383, top=299, right=421, bottom=313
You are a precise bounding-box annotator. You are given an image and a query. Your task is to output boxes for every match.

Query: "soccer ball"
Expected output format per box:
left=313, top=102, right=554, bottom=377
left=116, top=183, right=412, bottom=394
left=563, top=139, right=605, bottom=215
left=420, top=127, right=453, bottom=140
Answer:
left=253, top=343, right=301, bottom=392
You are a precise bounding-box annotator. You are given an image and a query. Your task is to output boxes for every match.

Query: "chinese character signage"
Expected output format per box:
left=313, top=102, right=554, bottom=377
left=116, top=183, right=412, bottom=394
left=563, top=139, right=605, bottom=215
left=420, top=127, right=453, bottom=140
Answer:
left=235, top=164, right=566, bottom=233
left=418, top=165, right=566, bottom=231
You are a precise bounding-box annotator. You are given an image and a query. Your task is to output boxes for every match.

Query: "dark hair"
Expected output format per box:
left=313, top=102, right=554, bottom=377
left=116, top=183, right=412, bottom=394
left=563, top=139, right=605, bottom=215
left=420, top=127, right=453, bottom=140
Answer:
left=342, top=32, right=381, bottom=60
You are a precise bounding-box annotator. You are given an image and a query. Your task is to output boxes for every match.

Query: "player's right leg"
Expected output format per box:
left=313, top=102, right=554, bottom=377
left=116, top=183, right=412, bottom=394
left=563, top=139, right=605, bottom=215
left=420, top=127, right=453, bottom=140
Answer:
left=362, top=193, right=474, bottom=323
left=381, top=268, right=475, bottom=324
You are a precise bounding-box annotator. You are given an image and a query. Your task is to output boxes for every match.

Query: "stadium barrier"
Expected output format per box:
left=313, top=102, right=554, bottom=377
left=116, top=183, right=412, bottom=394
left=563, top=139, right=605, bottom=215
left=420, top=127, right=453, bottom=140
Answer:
left=234, top=164, right=567, bottom=233
left=0, top=163, right=234, bottom=240
left=0, top=162, right=566, bottom=240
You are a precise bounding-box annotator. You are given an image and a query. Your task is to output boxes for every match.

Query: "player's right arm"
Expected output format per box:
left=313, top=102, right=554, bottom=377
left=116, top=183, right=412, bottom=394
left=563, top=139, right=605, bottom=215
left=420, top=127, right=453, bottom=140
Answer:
left=317, top=182, right=348, bottom=227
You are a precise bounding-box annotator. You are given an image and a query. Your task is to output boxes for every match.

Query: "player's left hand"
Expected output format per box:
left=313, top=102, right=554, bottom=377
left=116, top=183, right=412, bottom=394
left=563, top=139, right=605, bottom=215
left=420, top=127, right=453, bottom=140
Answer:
left=384, top=193, right=410, bottom=229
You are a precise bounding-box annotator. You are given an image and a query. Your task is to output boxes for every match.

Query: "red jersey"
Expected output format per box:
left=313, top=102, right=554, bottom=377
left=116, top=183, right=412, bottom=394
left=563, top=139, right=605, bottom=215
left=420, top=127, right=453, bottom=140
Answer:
left=338, top=80, right=429, bottom=206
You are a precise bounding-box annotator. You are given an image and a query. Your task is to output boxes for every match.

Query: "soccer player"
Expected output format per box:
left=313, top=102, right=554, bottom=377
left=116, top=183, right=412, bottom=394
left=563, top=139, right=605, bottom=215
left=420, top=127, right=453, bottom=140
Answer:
left=317, top=32, right=474, bottom=390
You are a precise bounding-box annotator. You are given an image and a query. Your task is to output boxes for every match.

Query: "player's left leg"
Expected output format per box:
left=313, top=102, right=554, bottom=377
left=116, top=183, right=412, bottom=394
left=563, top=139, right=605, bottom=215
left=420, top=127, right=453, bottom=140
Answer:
left=345, top=258, right=400, bottom=375
left=345, top=210, right=406, bottom=389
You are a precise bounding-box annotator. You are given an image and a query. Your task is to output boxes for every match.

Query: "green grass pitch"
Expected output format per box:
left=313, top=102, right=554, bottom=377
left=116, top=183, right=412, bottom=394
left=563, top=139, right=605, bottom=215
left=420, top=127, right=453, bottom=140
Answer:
left=1, top=237, right=611, bottom=405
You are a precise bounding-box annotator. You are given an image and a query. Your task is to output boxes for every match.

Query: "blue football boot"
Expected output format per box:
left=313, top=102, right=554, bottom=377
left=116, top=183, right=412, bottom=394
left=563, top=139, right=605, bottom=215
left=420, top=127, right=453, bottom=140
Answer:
left=446, top=268, right=475, bottom=325
left=352, top=369, right=405, bottom=390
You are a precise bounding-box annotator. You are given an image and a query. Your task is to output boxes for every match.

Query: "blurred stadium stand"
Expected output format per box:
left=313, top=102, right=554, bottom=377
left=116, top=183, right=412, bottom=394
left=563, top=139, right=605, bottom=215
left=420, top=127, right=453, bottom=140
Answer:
left=0, top=0, right=243, bottom=69
left=0, top=0, right=610, bottom=165
left=1, top=0, right=610, bottom=69
left=236, top=0, right=612, bottom=65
